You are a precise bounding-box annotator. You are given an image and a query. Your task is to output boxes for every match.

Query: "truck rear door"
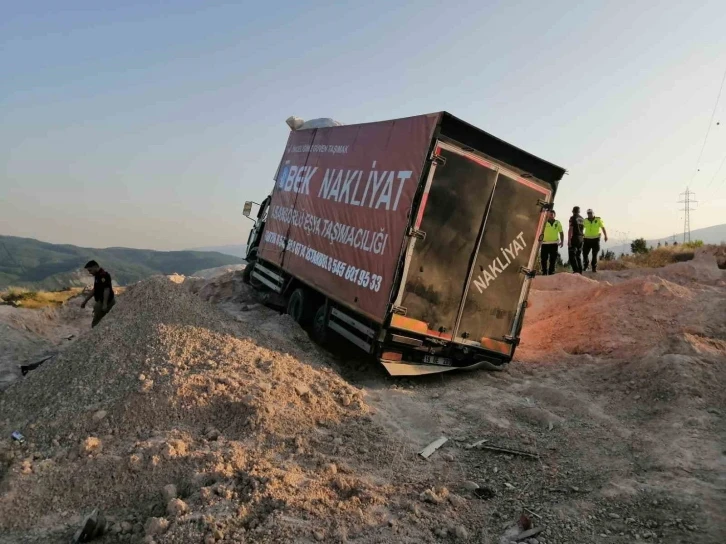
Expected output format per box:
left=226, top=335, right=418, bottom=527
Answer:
left=394, top=141, right=550, bottom=355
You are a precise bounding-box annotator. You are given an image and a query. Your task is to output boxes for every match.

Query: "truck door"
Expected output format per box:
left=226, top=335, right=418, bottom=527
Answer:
left=455, top=167, right=550, bottom=354
left=396, top=143, right=499, bottom=337
left=395, top=141, right=550, bottom=352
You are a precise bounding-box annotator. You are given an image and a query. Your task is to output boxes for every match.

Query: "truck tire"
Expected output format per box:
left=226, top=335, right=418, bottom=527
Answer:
left=311, top=304, right=329, bottom=344
left=241, top=250, right=257, bottom=284
left=286, top=288, right=313, bottom=325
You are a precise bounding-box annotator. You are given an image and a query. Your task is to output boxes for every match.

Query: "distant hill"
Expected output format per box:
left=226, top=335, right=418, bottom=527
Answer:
left=190, top=244, right=247, bottom=258
left=606, top=223, right=726, bottom=256
left=0, top=235, right=245, bottom=290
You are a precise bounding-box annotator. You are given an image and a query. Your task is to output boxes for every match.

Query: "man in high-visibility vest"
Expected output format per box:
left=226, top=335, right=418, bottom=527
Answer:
left=540, top=210, right=563, bottom=275
left=583, top=208, right=608, bottom=272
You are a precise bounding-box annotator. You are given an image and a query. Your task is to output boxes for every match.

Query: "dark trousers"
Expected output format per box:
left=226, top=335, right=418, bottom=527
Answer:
left=540, top=244, right=559, bottom=275
left=583, top=237, right=601, bottom=271
left=568, top=238, right=583, bottom=273
left=92, top=299, right=115, bottom=328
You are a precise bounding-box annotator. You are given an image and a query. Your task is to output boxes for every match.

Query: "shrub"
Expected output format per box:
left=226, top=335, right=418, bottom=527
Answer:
left=631, top=238, right=649, bottom=254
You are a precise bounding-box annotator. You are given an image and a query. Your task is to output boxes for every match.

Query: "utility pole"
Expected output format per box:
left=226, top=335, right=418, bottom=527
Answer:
left=678, top=188, right=697, bottom=243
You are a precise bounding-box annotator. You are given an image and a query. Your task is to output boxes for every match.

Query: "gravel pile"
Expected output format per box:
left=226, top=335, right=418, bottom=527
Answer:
left=0, top=276, right=388, bottom=543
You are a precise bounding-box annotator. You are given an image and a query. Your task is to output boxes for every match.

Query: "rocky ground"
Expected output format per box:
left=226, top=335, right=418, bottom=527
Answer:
left=0, top=250, right=724, bottom=543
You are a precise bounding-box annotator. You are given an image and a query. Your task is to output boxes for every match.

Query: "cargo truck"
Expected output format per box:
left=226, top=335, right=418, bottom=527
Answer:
left=243, top=112, right=565, bottom=375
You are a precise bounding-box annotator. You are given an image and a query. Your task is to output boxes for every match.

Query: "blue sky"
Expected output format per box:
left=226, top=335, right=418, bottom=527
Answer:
left=1, top=0, right=725, bottom=250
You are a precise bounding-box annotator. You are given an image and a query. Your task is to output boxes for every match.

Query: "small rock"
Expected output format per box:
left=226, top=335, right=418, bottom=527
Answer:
left=133, top=523, right=144, bottom=534
left=462, top=481, right=480, bottom=491
left=92, top=410, right=107, bottom=422
left=314, top=530, right=325, bottom=541
left=442, top=453, right=455, bottom=462
left=455, top=525, right=469, bottom=539
left=609, top=512, right=620, bottom=519
left=204, top=536, right=215, bottom=544
left=294, top=383, right=311, bottom=397
left=138, top=374, right=146, bottom=381
left=80, top=437, right=102, bottom=456
left=205, top=429, right=220, bottom=441
left=140, top=379, right=154, bottom=393
left=333, top=437, right=344, bottom=446
left=162, top=484, right=177, bottom=502
left=142, top=537, right=155, bottom=544
left=448, top=494, right=466, bottom=508
left=213, top=529, right=224, bottom=539
left=167, top=498, right=188, bottom=517
left=144, top=517, right=169, bottom=536
left=326, top=463, right=337, bottom=475
left=129, top=454, right=143, bottom=471
left=420, top=488, right=442, bottom=504
left=258, top=382, right=272, bottom=393
left=388, top=518, right=397, bottom=527
left=504, top=482, right=515, bottom=489
left=120, top=521, right=133, bottom=534
left=434, top=528, right=448, bottom=537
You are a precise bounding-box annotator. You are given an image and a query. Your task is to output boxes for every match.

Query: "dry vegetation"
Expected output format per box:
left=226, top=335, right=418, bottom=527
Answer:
left=0, top=288, right=84, bottom=309
left=597, top=243, right=724, bottom=271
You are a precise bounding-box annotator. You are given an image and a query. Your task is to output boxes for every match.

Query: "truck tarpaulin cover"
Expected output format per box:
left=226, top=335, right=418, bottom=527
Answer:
left=258, top=114, right=440, bottom=322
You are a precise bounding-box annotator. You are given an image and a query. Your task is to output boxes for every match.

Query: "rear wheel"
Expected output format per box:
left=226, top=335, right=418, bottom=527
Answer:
left=311, top=304, right=329, bottom=344
left=286, top=288, right=313, bottom=325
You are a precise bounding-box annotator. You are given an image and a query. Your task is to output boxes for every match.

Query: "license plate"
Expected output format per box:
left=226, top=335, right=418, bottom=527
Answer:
left=423, top=355, right=453, bottom=366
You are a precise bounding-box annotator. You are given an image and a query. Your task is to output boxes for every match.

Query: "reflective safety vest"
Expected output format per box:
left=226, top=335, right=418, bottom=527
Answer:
left=542, top=220, right=563, bottom=243
left=583, top=217, right=605, bottom=239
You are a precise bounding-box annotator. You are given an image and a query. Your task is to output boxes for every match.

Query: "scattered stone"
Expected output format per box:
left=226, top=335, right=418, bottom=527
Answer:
left=204, top=536, right=215, bottom=544
left=162, top=484, right=177, bottom=502
left=448, top=493, right=466, bottom=508
left=120, top=521, right=133, bottom=534
left=462, top=480, right=480, bottom=491
left=144, top=517, right=169, bottom=536
left=442, top=453, right=455, bottom=462
left=434, top=528, right=448, bottom=538
left=420, top=488, right=443, bottom=504
left=314, top=530, right=325, bottom=541
left=140, top=379, right=154, bottom=393
left=326, top=463, right=337, bottom=475
left=129, top=454, right=143, bottom=471
left=167, top=498, right=188, bottom=517
left=92, top=410, right=107, bottom=422
left=80, top=437, right=102, bottom=456
left=455, top=525, right=469, bottom=539
left=294, top=383, right=311, bottom=397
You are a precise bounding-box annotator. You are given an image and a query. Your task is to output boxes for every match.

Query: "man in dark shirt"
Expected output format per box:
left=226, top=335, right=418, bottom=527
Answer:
left=80, top=260, right=116, bottom=327
left=568, top=206, right=584, bottom=274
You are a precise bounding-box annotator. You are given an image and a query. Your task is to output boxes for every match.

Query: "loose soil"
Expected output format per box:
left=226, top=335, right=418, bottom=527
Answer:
left=0, top=250, right=724, bottom=543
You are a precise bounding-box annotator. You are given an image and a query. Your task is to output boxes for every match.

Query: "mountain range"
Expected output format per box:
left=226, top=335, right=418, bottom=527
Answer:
left=0, top=235, right=245, bottom=290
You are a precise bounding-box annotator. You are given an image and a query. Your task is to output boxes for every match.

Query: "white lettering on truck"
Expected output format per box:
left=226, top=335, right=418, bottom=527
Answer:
left=472, top=232, right=528, bottom=293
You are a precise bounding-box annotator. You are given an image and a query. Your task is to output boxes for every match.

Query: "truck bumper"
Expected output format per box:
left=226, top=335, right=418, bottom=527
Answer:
left=380, top=358, right=507, bottom=376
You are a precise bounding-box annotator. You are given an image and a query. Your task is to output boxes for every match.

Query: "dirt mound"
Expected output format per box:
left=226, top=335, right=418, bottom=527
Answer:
left=521, top=274, right=704, bottom=360
left=0, top=277, right=382, bottom=542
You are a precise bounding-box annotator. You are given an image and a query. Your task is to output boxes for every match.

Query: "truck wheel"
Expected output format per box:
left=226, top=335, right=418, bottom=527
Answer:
left=286, top=288, right=313, bottom=325
left=241, top=250, right=257, bottom=284
left=311, top=304, right=328, bottom=344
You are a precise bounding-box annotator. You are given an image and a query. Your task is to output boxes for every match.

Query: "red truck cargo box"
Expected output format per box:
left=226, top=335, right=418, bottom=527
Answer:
left=257, top=114, right=440, bottom=322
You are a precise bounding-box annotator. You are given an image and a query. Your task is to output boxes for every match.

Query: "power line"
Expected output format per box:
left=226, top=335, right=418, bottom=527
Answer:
left=678, top=188, right=697, bottom=243
left=690, top=67, right=726, bottom=185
